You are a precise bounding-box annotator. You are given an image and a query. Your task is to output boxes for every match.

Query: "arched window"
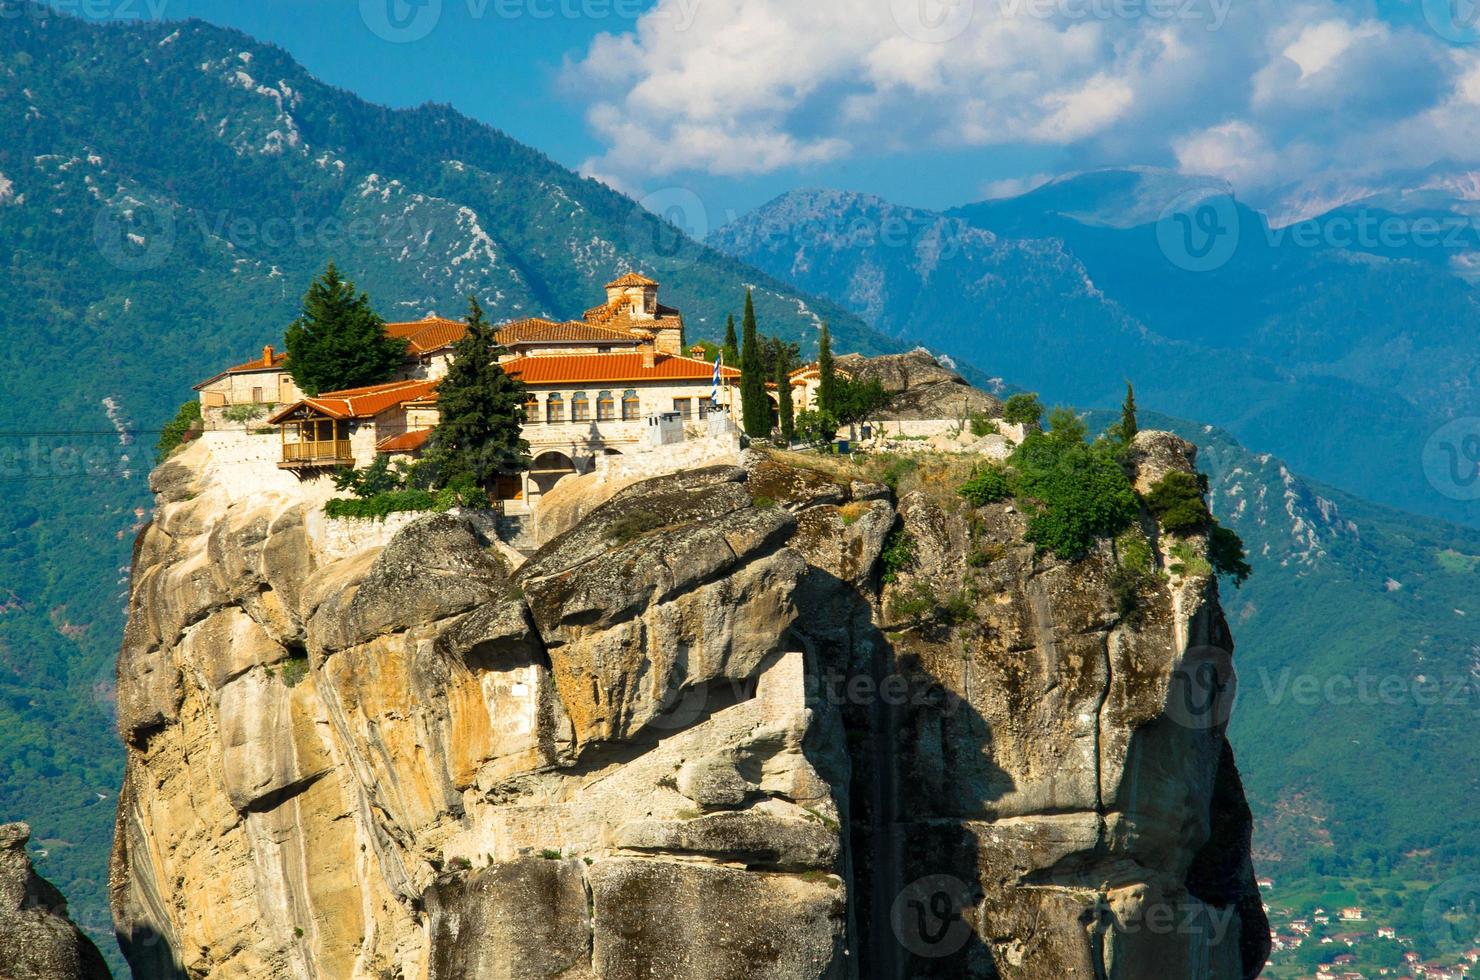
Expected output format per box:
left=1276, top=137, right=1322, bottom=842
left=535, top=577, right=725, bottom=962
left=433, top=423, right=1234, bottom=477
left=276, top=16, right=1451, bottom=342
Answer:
left=621, top=389, right=640, bottom=421
left=546, top=393, right=564, bottom=423
left=571, top=391, right=591, bottom=422
left=596, top=390, right=615, bottom=421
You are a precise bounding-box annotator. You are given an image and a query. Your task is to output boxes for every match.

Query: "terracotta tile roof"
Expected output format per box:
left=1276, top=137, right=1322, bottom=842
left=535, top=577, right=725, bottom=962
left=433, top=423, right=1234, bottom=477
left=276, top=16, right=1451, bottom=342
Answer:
left=384, top=316, right=467, bottom=355
left=495, top=318, right=642, bottom=347
left=605, top=271, right=658, bottom=288
left=503, top=353, right=740, bottom=386
left=267, top=379, right=438, bottom=423
left=193, top=347, right=287, bottom=389
left=375, top=428, right=433, bottom=453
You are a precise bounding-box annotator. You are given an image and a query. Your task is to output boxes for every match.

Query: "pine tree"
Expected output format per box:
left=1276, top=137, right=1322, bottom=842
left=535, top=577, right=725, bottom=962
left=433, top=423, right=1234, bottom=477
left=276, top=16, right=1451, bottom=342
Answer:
left=816, top=321, right=836, bottom=415
left=284, top=262, right=406, bottom=396
left=775, top=355, right=795, bottom=443
left=722, top=314, right=739, bottom=367
left=739, top=290, right=770, bottom=438
left=1120, top=381, right=1138, bottom=445
left=422, top=296, right=531, bottom=492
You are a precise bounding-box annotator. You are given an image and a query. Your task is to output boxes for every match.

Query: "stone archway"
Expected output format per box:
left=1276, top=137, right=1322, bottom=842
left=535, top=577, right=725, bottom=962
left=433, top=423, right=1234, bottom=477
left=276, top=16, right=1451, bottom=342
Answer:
left=530, top=451, right=578, bottom=496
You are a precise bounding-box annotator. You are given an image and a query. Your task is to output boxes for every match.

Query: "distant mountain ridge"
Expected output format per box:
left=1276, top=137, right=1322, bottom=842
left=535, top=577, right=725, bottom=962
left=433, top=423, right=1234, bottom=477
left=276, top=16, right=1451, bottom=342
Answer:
left=711, top=176, right=1480, bottom=528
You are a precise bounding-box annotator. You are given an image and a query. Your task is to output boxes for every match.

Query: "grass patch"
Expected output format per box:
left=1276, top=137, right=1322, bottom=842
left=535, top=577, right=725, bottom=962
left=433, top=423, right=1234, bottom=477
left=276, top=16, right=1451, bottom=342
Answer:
left=1437, top=549, right=1480, bottom=573
left=606, top=510, right=666, bottom=545
left=539, top=849, right=562, bottom=861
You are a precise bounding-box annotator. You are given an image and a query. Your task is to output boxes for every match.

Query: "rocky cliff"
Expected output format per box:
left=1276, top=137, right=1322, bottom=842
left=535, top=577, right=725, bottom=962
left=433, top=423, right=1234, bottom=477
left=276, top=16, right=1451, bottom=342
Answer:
left=0, top=822, right=112, bottom=979
left=110, top=428, right=1268, bottom=979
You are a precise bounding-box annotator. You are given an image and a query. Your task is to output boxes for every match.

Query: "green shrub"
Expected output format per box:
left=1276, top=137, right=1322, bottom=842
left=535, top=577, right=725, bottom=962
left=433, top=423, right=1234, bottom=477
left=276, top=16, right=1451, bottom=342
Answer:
left=1145, top=470, right=1211, bottom=534
left=887, top=580, right=935, bottom=624
left=1116, top=528, right=1154, bottom=574
left=156, top=399, right=202, bottom=461
left=1010, top=429, right=1139, bottom=559
left=1208, top=524, right=1252, bottom=586
left=940, top=590, right=976, bottom=624
left=1002, top=393, right=1043, bottom=426
left=539, top=849, right=562, bottom=861
left=278, top=653, right=309, bottom=688
left=875, top=454, right=919, bottom=492
left=1167, top=540, right=1213, bottom=579
left=880, top=527, right=916, bottom=583
left=222, top=403, right=268, bottom=425
left=1110, top=529, right=1159, bottom=623
left=968, top=411, right=999, bottom=437
left=607, top=510, right=666, bottom=545
left=958, top=464, right=1014, bottom=506
left=324, top=489, right=446, bottom=520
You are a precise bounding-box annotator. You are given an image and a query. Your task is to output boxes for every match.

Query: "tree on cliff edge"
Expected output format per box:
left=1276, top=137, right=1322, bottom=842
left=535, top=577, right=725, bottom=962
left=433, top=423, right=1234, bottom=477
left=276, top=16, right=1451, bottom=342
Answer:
left=422, top=296, right=530, bottom=492
left=284, top=263, right=406, bottom=396
left=816, top=322, right=836, bottom=415
left=739, top=290, right=770, bottom=438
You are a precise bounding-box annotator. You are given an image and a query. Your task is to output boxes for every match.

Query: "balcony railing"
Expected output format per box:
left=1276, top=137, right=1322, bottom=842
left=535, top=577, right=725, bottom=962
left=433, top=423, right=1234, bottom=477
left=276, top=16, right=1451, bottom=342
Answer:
left=279, top=439, right=353, bottom=468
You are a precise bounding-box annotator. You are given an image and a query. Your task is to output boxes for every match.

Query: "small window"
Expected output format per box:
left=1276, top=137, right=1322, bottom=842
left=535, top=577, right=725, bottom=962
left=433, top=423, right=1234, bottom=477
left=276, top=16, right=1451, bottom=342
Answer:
left=252, top=386, right=264, bottom=403
left=621, top=389, right=640, bottom=421
left=525, top=394, right=539, bottom=420
left=673, top=398, right=692, bottom=420
left=546, top=393, right=564, bottom=423
left=572, top=391, right=591, bottom=422
left=596, top=390, right=615, bottom=421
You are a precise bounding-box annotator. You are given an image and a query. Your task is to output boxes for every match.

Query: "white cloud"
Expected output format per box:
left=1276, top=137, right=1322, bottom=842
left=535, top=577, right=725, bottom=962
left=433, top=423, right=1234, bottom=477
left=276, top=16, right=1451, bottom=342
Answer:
left=566, top=0, right=1480, bottom=204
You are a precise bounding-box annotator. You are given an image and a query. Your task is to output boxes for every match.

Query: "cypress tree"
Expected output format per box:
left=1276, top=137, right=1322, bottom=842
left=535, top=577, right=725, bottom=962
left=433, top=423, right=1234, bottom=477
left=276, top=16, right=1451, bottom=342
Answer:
left=739, top=291, right=770, bottom=438
left=775, top=355, right=795, bottom=443
left=284, top=262, right=406, bottom=396
left=422, top=296, right=531, bottom=492
left=1120, top=382, right=1138, bottom=445
left=816, top=321, right=836, bottom=414
left=722, top=313, right=739, bottom=367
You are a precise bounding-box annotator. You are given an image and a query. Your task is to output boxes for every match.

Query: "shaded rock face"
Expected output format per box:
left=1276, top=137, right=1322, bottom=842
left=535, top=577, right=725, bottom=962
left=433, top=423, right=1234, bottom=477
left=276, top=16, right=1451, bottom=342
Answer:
left=0, top=823, right=112, bottom=979
left=111, top=437, right=1267, bottom=979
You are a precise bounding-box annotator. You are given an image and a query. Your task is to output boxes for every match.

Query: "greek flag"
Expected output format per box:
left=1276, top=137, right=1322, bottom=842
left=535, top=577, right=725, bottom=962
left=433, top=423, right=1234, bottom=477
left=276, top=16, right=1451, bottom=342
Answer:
left=711, top=353, right=722, bottom=405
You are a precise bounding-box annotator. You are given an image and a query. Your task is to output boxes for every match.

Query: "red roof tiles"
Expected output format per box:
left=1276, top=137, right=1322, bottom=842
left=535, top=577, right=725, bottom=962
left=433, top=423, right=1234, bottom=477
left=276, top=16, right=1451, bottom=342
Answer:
left=503, top=352, right=738, bottom=385
left=384, top=316, right=467, bottom=355
left=267, top=379, right=438, bottom=423
left=375, top=428, right=433, bottom=453
left=605, top=271, right=658, bottom=288
left=495, top=318, right=641, bottom=347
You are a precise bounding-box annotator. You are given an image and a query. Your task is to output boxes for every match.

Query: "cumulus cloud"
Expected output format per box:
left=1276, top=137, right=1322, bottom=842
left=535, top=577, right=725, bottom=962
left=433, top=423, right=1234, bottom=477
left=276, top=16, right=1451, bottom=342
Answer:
left=565, top=0, right=1480, bottom=205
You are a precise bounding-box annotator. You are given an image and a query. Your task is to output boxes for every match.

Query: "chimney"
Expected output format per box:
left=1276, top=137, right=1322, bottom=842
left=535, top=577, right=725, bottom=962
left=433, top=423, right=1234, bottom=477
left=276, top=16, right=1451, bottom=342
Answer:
left=263, top=344, right=275, bottom=367
left=641, top=342, right=656, bottom=369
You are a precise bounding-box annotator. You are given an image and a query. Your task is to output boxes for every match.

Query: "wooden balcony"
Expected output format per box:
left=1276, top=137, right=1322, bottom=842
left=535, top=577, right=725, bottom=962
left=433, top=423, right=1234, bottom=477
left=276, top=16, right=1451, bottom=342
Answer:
left=279, top=439, right=354, bottom=469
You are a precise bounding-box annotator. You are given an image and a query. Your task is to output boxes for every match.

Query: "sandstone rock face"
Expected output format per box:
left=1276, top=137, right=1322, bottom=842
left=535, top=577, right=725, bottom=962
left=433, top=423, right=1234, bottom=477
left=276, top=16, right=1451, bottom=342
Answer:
left=835, top=349, right=1000, bottom=420
left=111, top=433, right=1267, bottom=979
left=0, top=823, right=112, bottom=979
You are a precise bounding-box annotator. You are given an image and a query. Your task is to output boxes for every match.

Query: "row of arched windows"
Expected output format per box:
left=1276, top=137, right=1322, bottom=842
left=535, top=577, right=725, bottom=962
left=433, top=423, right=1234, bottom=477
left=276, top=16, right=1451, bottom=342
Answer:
left=526, top=390, right=643, bottom=424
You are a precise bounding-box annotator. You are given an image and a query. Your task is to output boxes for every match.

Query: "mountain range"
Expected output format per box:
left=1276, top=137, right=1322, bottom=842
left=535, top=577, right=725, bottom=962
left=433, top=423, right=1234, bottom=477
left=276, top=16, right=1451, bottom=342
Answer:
left=710, top=175, right=1480, bottom=529
left=2, top=6, right=1480, bottom=970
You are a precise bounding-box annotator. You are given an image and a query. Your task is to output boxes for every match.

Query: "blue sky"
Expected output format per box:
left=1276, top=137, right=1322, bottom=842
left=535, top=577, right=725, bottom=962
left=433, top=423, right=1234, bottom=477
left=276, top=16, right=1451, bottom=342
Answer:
left=51, top=0, right=1480, bottom=222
